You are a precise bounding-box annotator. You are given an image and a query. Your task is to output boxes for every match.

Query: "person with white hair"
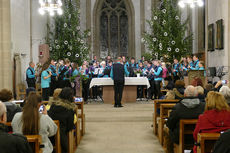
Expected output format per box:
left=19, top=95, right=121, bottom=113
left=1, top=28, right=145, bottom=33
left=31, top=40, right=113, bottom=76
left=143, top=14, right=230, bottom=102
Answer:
left=0, top=101, right=32, bottom=153
left=166, top=85, right=205, bottom=144
left=219, top=86, right=230, bottom=104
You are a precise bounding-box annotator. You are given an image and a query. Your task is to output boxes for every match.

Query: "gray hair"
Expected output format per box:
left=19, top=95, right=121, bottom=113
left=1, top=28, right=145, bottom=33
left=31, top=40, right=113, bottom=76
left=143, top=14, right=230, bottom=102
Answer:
left=219, top=86, right=230, bottom=99
left=184, top=85, right=198, bottom=97
left=196, top=86, right=204, bottom=95
left=0, top=101, right=7, bottom=118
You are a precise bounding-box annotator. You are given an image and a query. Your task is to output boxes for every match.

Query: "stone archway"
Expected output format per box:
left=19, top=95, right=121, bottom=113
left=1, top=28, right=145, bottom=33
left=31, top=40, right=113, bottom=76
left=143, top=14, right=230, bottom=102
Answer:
left=93, top=0, right=135, bottom=59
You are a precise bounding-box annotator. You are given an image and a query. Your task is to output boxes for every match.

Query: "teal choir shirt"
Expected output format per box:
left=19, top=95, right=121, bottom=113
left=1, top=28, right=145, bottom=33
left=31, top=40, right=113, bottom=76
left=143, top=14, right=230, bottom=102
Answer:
left=190, top=60, right=200, bottom=70
left=72, top=69, right=79, bottom=76
left=26, top=66, right=35, bottom=78
left=41, top=69, right=51, bottom=88
left=154, top=66, right=163, bottom=81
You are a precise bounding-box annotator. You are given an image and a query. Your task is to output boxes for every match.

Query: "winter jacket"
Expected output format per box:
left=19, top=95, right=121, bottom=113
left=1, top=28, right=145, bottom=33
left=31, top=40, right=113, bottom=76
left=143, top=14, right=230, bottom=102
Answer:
left=12, top=112, right=57, bottom=153
left=212, top=130, right=230, bottom=153
left=48, top=98, right=77, bottom=153
left=3, top=102, right=22, bottom=122
left=0, top=123, right=33, bottom=153
left=193, top=109, right=230, bottom=153
left=166, top=97, right=205, bottom=144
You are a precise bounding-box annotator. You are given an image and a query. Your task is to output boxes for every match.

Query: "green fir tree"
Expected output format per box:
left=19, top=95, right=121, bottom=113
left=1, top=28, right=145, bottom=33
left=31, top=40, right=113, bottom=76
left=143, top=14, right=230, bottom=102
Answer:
left=143, top=0, right=193, bottom=62
left=48, top=0, right=90, bottom=65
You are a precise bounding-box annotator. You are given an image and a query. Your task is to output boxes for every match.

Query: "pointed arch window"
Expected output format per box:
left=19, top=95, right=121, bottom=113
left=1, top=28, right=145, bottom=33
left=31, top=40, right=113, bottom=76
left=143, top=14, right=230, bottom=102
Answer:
left=100, top=0, right=129, bottom=58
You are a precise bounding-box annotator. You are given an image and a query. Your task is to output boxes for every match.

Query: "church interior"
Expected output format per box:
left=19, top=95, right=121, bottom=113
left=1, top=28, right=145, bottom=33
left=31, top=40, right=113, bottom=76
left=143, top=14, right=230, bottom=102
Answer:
left=1, top=0, right=230, bottom=153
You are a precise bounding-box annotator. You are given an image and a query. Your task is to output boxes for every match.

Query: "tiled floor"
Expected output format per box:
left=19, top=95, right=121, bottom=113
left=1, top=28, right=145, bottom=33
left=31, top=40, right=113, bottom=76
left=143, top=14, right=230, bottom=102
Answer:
left=76, top=102, right=164, bottom=153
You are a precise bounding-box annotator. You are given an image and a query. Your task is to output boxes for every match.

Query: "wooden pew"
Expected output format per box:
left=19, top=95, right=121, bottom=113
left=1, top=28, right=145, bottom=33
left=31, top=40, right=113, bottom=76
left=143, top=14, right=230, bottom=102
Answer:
left=197, top=133, right=220, bottom=153
left=174, top=119, right=198, bottom=153
left=158, top=103, right=176, bottom=145
left=26, top=135, right=43, bottom=153
left=75, top=101, right=85, bottom=136
left=53, top=120, right=61, bottom=153
left=153, top=99, right=180, bottom=135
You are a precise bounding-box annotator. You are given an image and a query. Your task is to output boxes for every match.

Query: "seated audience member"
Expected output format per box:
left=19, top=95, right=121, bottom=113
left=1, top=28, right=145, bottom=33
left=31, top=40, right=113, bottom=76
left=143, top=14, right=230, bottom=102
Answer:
left=12, top=92, right=57, bottom=153
left=212, top=130, right=230, bottom=153
left=165, top=90, right=175, bottom=100
left=193, top=91, right=230, bottom=153
left=196, top=86, right=205, bottom=102
left=166, top=85, right=205, bottom=144
left=219, top=86, right=230, bottom=105
left=191, top=77, right=203, bottom=87
left=0, top=101, right=33, bottom=153
left=204, top=83, right=213, bottom=96
left=0, top=89, right=22, bottom=122
left=48, top=87, right=77, bottom=153
left=172, top=80, right=185, bottom=99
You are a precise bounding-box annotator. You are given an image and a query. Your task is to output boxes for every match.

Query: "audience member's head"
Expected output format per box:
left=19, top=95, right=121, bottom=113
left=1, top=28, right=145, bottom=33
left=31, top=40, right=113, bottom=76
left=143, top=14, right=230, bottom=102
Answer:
left=53, top=88, right=62, bottom=100
left=205, top=83, right=213, bottom=92
left=0, top=89, right=13, bottom=102
left=184, top=85, right=198, bottom=97
left=165, top=91, right=175, bottom=100
left=59, top=87, right=74, bottom=102
left=175, top=80, right=185, bottom=89
left=0, top=101, right=7, bottom=123
left=205, top=91, right=230, bottom=111
left=219, top=86, right=230, bottom=104
left=22, top=92, right=42, bottom=135
left=196, top=86, right=204, bottom=95
left=26, top=87, right=36, bottom=97
left=191, top=77, right=203, bottom=87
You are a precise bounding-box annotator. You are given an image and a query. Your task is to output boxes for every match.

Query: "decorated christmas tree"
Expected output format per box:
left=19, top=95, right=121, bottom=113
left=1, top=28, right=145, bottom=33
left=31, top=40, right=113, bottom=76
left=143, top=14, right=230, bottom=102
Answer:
left=47, top=0, right=90, bottom=65
left=143, top=0, right=193, bottom=62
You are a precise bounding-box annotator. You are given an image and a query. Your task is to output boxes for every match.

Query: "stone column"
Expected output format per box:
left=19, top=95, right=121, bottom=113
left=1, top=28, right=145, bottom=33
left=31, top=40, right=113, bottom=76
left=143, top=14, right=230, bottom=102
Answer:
left=0, top=0, right=12, bottom=90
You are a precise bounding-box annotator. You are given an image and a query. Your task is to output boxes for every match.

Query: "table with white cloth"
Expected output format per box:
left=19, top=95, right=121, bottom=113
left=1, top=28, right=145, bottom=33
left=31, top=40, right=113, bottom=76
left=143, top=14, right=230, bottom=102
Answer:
left=89, top=77, right=150, bottom=103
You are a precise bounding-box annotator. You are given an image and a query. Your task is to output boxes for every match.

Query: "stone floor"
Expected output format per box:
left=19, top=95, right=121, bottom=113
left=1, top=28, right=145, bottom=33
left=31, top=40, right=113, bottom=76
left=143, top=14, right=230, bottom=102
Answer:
left=75, top=102, right=164, bottom=153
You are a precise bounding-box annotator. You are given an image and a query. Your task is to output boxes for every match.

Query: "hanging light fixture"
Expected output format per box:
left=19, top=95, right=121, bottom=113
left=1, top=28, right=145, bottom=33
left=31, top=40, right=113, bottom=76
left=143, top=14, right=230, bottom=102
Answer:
left=178, top=0, right=204, bottom=8
left=38, top=0, right=63, bottom=16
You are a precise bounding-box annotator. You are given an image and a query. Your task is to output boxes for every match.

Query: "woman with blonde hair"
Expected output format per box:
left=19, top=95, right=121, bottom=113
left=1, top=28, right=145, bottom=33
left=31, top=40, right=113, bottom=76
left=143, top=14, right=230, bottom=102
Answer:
left=193, top=91, right=230, bottom=153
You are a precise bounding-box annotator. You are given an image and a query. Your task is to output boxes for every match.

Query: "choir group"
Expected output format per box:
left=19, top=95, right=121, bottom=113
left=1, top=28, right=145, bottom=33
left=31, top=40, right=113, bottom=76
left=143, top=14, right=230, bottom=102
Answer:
left=26, top=54, right=205, bottom=102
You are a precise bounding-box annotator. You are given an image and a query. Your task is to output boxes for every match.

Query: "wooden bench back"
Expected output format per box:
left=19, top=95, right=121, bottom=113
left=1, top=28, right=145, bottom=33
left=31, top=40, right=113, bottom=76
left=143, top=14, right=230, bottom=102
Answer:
left=197, top=133, right=220, bottom=153
left=176, top=119, right=198, bottom=153
left=158, top=103, right=177, bottom=145
left=53, top=120, right=61, bottom=153
left=153, top=99, right=180, bottom=135
left=26, top=135, right=42, bottom=153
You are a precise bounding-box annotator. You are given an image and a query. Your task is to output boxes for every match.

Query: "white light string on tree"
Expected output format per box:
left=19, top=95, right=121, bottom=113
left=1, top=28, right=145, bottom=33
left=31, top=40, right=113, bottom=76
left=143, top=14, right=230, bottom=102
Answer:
left=178, top=0, right=204, bottom=8
left=38, top=0, right=63, bottom=16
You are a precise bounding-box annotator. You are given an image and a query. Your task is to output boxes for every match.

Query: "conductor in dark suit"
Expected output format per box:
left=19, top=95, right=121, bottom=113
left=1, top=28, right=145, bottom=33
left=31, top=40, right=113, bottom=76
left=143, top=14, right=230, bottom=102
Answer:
left=110, top=57, right=130, bottom=107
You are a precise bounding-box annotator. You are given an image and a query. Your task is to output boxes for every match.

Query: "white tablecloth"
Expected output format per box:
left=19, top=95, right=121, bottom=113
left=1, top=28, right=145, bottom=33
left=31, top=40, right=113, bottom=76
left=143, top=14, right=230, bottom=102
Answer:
left=89, top=77, right=150, bottom=88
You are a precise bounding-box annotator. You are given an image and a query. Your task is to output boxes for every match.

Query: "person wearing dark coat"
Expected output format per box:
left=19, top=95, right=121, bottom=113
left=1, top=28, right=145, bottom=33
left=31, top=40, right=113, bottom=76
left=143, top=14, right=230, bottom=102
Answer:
left=0, top=101, right=32, bottom=153
left=166, top=85, right=205, bottom=144
left=212, top=130, right=230, bottom=153
left=48, top=87, right=77, bottom=153
left=0, top=89, right=22, bottom=122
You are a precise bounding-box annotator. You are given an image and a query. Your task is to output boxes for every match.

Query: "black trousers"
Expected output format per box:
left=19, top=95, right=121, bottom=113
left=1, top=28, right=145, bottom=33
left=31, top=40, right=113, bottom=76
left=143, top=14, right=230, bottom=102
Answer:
left=137, top=85, right=144, bottom=98
left=92, top=86, right=98, bottom=99
left=148, top=79, right=155, bottom=99
left=42, top=87, right=50, bottom=101
left=154, top=80, right=162, bottom=99
left=82, top=79, right=90, bottom=102
left=114, top=80, right=124, bottom=106
left=27, top=81, right=36, bottom=88
left=50, top=77, right=57, bottom=96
